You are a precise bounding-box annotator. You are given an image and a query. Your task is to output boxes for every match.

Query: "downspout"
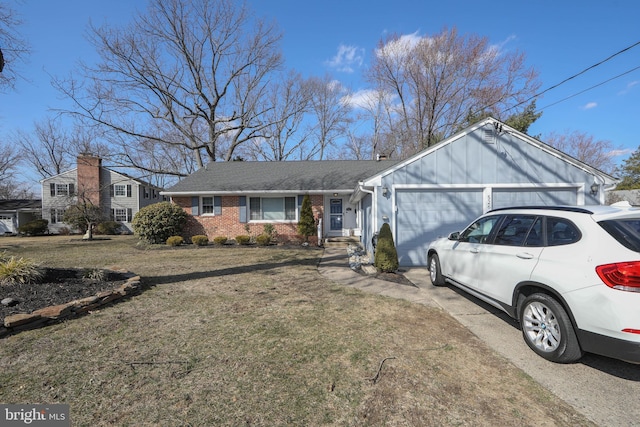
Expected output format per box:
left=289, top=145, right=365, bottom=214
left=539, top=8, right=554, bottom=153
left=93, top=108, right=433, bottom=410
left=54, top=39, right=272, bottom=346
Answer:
left=357, top=183, right=376, bottom=259
left=357, top=183, right=375, bottom=230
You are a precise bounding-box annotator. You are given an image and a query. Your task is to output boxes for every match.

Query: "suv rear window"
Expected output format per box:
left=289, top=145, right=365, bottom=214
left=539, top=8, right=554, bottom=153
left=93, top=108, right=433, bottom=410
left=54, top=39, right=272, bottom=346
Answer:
left=546, top=217, right=581, bottom=246
left=598, top=219, right=640, bottom=252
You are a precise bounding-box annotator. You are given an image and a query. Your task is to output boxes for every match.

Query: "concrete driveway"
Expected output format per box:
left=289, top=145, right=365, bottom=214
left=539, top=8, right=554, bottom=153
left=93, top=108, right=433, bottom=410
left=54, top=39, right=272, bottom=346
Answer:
left=403, top=267, right=640, bottom=427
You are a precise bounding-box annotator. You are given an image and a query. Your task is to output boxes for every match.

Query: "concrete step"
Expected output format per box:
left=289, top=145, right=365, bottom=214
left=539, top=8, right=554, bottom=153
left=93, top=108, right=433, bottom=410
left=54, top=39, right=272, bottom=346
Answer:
left=324, top=236, right=361, bottom=248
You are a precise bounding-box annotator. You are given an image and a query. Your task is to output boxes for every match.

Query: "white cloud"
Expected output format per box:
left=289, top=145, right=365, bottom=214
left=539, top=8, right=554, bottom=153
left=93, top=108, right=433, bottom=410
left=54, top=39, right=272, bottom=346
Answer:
left=342, top=88, right=399, bottom=112
left=608, top=148, right=634, bottom=158
left=618, top=80, right=639, bottom=95
left=582, top=102, right=598, bottom=110
left=375, top=31, right=422, bottom=60
left=326, top=44, right=365, bottom=73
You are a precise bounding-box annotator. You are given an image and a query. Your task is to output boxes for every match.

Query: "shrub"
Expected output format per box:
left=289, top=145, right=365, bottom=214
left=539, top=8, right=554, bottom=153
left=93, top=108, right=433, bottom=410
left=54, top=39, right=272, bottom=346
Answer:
left=0, top=255, right=43, bottom=285
left=63, top=203, right=104, bottom=233
left=213, top=236, right=228, bottom=245
left=297, top=194, right=315, bottom=242
left=132, top=202, right=188, bottom=244
left=82, top=268, right=106, bottom=281
left=235, top=235, right=251, bottom=245
left=374, top=223, right=399, bottom=273
left=166, top=236, right=184, bottom=246
left=96, top=221, right=121, bottom=235
left=191, top=235, right=209, bottom=246
left=17, top=219, right=48, bottom=236
left=255, top=234, right=271, bottom=246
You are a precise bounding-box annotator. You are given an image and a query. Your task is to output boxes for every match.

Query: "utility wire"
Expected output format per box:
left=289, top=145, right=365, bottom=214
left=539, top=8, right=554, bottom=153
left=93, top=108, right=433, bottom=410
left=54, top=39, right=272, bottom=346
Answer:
left=537, top=65, right=640, bottom=111
left=499, top=40, right=640, bottom=115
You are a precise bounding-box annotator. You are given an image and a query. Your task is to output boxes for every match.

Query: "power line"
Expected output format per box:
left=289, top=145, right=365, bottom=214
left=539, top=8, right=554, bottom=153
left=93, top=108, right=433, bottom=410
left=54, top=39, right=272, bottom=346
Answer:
left=502, top=40, right=640, bottom=114
left=537, top=65, right=640, bottom=111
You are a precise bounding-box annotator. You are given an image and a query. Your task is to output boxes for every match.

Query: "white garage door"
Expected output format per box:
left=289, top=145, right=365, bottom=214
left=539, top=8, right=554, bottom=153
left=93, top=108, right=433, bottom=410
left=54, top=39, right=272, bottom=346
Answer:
left=396, top=190, right=483, bottom=266
left=0, top=215, right=14, bottom=234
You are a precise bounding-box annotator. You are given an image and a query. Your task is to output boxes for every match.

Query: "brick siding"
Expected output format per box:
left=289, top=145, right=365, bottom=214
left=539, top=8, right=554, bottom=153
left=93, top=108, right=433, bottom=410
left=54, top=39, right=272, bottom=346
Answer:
left=173, top=195, right=324, bottom=244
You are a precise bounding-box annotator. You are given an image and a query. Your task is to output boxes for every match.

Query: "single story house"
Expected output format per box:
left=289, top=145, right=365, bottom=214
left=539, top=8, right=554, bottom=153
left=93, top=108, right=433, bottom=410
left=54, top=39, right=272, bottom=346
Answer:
left=41, top=154, right=165, bottom=233
left=163, top=117, right=618, bottom=266
left=162, top=159, right=400, bottom=245
left=0, top=199, right=42, bottom=234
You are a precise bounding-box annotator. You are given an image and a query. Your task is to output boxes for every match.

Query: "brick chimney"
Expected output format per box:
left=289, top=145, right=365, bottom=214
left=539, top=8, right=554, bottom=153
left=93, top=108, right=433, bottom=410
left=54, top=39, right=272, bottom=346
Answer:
left=77, top=154, right=102, bottom=206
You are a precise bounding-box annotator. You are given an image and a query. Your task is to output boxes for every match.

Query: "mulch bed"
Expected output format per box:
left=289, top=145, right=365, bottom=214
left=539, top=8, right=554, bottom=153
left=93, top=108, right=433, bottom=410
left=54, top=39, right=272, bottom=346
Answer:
left=0, top=268, right=128, bottom=323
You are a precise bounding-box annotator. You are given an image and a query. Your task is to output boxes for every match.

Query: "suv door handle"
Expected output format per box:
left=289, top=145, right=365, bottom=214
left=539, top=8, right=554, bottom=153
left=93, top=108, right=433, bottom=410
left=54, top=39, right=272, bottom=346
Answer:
left=470, top=248, right=480, bottom=254
left=516, top=252, right=534, bottom=259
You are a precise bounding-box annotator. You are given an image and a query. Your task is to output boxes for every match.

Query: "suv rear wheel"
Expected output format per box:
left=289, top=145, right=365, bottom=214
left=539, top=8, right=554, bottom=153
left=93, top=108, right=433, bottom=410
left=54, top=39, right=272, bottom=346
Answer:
left=520, top=293, right=583, bottom=363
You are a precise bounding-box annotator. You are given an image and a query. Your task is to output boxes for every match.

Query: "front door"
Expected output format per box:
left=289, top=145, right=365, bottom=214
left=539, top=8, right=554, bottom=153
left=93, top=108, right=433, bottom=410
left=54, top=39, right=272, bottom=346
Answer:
left=330, top=199, right=343, bottom=232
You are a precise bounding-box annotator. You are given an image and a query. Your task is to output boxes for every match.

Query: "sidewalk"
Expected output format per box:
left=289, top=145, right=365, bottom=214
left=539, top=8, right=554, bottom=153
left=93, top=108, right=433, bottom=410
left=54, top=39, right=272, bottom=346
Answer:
left=317, top=247, right=437, bottom=308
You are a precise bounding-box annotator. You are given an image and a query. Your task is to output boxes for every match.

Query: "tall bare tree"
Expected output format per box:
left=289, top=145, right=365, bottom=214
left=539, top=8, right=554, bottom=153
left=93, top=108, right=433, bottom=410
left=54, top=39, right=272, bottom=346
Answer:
left=545, top=130, right=620, bottom=175
left=245, top=72, right=311, bottom=161
left=53, top=0, right=286, bottom=178
left=0, top=2, right=30, bottom=92
left=366, top=27, right=541, bottom=156
left=14, top=117, right=111, bottom=179
left=306, top=75, right=353, bottom=160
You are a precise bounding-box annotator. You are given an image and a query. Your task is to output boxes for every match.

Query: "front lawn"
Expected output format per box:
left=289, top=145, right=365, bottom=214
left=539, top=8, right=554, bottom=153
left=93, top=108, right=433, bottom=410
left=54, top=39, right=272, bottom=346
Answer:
left=0, top=236, right=594, bottom=426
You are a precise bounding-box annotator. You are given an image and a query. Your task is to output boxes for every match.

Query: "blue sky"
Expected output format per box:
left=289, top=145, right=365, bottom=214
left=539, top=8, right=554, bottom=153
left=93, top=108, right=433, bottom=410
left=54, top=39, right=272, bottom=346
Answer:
left=2, top=0, right=640, bottom=171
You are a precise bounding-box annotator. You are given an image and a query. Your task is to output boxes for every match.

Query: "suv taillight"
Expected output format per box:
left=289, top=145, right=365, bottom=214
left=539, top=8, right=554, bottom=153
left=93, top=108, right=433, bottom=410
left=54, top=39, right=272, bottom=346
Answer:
left=596, top=262, right=640, bottom=292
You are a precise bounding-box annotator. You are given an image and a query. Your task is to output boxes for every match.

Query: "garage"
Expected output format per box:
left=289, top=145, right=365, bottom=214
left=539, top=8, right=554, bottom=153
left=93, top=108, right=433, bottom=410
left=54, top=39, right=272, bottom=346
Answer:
left=0, top=215, right=14, bottom=234
left=394, top=186, right=580, bottom=266
left=355, top=118, right=618, bottom=267
left=396, top=189, right=483, bottom=266
left=492, top=187, right=578, bottom=209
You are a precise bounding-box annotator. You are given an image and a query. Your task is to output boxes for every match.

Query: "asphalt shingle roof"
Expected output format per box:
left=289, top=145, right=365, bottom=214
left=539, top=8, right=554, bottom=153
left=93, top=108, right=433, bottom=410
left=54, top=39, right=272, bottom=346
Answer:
left=163, top=160, right=400, bottom=194
left=0, top=199, right=42, bottom=211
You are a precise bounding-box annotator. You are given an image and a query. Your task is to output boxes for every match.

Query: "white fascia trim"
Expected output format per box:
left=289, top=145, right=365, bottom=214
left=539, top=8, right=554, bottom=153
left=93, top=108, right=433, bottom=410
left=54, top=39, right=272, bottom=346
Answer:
left=392, top=182, right=585, bottom=190
left=161, top=190, right=354, bottom=196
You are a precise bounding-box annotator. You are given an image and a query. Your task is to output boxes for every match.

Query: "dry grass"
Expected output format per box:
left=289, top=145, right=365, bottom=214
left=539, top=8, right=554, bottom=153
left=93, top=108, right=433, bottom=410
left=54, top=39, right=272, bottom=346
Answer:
left=0, top=235, right=595, bottom=426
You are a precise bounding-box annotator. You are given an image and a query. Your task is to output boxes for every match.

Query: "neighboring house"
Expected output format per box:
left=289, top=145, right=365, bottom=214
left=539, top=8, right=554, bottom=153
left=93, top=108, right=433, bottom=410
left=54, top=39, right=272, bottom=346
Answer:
left=41, top=154, right=165, bottom=233
left=163, top=117, right=618, bottom=266
left=0, top=199, right=42, bottom=234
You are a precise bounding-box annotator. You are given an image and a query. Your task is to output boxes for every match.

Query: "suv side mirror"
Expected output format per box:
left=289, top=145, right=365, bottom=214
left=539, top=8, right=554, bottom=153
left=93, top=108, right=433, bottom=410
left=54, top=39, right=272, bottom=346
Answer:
left=448, top=231, right=460, bottom=240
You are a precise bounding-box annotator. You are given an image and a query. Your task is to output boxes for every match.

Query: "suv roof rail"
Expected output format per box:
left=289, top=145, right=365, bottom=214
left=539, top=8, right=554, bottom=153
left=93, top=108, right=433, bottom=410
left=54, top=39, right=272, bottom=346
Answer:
left=488, top=206, right=595, bottom=214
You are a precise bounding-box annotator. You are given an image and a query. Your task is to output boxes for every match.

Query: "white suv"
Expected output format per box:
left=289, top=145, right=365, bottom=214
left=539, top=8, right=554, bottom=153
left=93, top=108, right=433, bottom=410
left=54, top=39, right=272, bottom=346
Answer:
left=427, top=204, right=640, bottom=363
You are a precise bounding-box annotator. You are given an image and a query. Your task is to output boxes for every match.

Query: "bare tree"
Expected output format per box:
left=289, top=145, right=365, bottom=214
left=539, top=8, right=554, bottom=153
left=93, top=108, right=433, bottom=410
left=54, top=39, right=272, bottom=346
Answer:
left=245, top=72, right=311, bottom=161
left=366, top=27, right=541, bottom=155
left=545, top=130, right=620, bottom=175
left=0, top=2, right=30, bottom=92
left=53, top=0, right=286, bottom=178
left=0, top=140, right=33, bottom=199
left=306, top=75, right=353, bottom=160
left=14, top=117, right=112, bottom=179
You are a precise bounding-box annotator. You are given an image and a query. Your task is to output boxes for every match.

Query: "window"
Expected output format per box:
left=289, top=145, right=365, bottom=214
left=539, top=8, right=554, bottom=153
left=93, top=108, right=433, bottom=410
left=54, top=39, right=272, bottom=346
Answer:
left=111, top=184, right=132, bottom=197
left=112, top=208, right=133, bottom=222
left=459, top=215, right=501, bottom=244
left=249, top=197, right=296, bottom=221
left=494, top=215, right=537, bottom=246
left=50, top=208, right=65, bottom=224
left=546, top=217, right=581, bottom=246
left=50, top=183, right=75, bottom=197
left=599, top=219, right=640, bottom=252
left=114, top=185, right=127, bottom=197
left=202, top=196, right=222, bottom=215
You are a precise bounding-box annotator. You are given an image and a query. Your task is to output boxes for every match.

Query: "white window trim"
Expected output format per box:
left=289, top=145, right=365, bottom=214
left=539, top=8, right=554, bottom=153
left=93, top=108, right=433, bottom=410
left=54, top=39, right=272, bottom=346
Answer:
left=248, top=196, right=297, bottom=223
